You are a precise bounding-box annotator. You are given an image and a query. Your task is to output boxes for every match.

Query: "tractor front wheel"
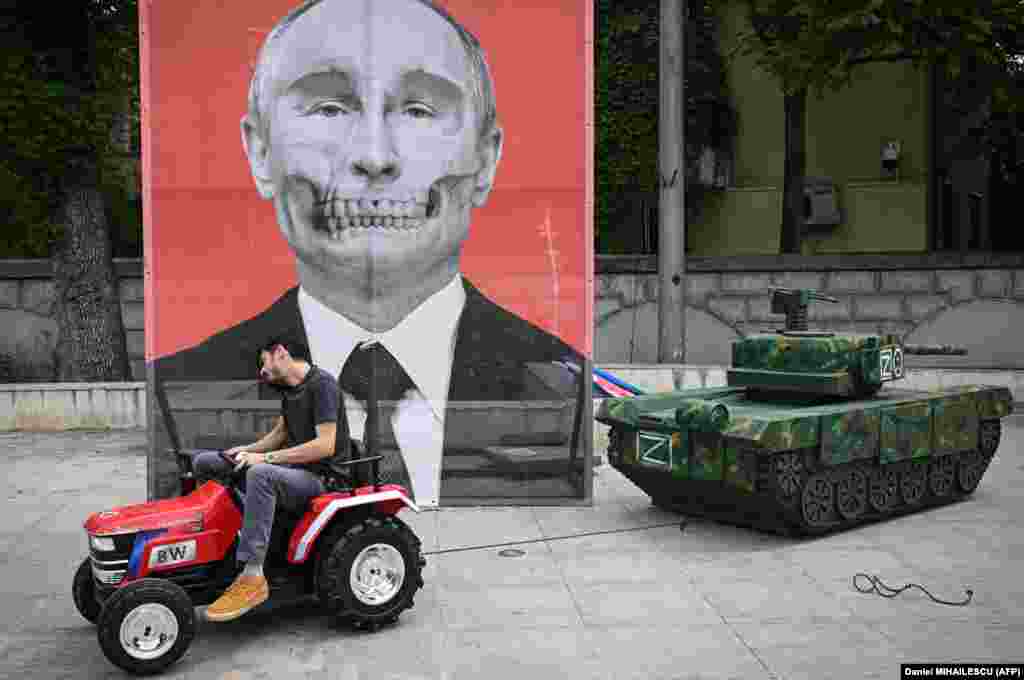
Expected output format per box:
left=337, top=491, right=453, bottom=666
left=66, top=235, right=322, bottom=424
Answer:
left=96, top=578, right=195, bottom=675
left=316, top=515, right=425, bottom=630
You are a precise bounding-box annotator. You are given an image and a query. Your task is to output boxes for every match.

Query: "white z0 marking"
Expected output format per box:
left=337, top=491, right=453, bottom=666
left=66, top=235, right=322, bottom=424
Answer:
left=879, top=347, right=904, bottom=381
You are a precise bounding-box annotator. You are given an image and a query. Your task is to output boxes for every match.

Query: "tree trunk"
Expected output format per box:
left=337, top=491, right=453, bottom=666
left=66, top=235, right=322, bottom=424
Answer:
left=780, top=87, right=807, bottom=254
left=53, top=157, right=131, bottom=381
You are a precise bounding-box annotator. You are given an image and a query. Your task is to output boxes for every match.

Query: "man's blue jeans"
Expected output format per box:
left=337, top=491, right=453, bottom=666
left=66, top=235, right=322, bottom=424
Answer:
left=193, top=451, right=325, bottom=565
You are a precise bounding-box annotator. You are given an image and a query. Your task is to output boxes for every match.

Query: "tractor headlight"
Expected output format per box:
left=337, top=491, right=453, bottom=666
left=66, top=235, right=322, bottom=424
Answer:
left=90, top=535, right=116, bottom=552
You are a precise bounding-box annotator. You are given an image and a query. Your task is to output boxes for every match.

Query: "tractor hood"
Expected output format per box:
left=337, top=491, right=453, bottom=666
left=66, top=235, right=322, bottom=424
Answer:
left=83, top=481, right=234, bottom=536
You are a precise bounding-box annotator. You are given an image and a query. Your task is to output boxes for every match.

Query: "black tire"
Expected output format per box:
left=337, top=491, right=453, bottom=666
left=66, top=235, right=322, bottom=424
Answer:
left=96, top=578, right=196, bottom=676
left=315, top=515, right=425, bottom=628
left=73, top=558, right=101, bottom=624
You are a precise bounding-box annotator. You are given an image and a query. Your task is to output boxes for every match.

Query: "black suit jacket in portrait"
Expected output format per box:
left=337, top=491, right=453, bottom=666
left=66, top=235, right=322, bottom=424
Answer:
left=153, top=278, right=590, bottom=501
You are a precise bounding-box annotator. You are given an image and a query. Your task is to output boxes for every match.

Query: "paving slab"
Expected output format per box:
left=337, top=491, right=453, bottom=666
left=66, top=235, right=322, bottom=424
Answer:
left=581, top=625, right=774, bottom=680
left=873, top=618, right=1024, bottom=662
left=436, top=506, right=543, bottom=552
left=545, top=530, right=691, bottom=586
left=569, top=580, right=723, bottom=627
left=441, top=629, right=593, bottom=680
left=432, top=544, right=567, bottom=589
left=697, top=572, right=856, bottom=625
left=435, top=581, right=583, bottom=632
left=730, top=619, right=901, bottom=680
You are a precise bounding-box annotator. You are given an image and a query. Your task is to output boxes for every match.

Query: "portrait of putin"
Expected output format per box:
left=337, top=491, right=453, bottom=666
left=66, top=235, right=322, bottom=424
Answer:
left=156, top=0, right=588, bottom=507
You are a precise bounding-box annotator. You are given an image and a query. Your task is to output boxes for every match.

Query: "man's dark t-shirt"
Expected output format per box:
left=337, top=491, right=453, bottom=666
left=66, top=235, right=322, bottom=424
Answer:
left=278, top=365, right=345, bottom=480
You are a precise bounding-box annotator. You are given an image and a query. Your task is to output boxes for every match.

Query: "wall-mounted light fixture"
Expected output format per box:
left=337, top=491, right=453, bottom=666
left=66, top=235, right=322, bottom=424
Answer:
left=881, top=140, right=901, bottom=180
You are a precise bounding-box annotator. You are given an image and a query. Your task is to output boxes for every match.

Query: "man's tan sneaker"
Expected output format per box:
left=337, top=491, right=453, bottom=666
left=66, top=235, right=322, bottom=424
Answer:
left=205, top=574, right=269, bottom=622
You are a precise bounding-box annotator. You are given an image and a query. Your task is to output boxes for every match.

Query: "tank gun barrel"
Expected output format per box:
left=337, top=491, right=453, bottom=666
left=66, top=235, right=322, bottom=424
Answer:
left=902, top=344, right=968, bottom=356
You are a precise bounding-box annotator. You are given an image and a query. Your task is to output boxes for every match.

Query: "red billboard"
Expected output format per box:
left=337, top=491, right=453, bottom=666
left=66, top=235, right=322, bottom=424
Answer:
left=142, top=0, right=593, bottom=506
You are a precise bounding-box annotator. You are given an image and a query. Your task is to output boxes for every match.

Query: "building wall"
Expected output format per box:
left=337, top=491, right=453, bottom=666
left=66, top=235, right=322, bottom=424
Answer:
left=0, top=260, right=145, bottom=381
left=698, top=4, right=930, bottom=256
left=596, top=255, right=1024, bottom=370
left=4, top=255, right=1024, bottom=382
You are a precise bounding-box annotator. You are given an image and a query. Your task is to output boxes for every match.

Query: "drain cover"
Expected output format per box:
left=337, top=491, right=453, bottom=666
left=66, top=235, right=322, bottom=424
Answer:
left=498, top=548, right=526, bottom=557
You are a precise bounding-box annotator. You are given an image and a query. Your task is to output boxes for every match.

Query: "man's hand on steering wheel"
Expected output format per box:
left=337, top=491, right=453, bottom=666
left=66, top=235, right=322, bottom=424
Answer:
left=232, top=450, right=267, bottom=471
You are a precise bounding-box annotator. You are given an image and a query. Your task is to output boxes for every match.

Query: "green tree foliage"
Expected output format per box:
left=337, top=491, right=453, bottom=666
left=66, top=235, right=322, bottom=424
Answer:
left=596, top=1, right=660, bottom=254
left=733, top=0, right=1024, bottom=101
left=0, top=0, right=139, bottom=258
left=596, top=1, right=737, bottom=254
left=729, top=0, right=1024, bottom=253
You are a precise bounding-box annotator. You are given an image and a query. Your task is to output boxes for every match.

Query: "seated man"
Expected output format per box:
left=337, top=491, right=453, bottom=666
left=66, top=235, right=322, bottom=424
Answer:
left=195, top=336, right=342, bottom=622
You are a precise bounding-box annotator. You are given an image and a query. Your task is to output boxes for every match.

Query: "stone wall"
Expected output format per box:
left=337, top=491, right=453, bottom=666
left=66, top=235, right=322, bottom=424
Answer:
left=0, top=260, right=144, bottom=381
left=596, top=253, right=1024, bottom=370
left=4, top=253, right=1024, bottom=383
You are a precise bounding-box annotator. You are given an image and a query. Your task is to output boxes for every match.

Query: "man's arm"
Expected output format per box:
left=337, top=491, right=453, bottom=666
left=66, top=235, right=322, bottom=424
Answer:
left=228, top=417, right=287, bottom=455
left=236, top=370, right=340, bottom=468
left=266, top=422, right=337, bottom=465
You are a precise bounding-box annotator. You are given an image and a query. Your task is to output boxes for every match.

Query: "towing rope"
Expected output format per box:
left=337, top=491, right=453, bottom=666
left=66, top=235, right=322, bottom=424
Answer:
left=421, top=520, right=686, bottom=556
left=853, top=572, right=973, bottom=606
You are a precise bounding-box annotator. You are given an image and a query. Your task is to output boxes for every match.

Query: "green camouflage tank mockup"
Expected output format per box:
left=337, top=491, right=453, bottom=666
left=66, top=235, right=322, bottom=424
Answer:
left=596, top=288, right=1013, bottom=535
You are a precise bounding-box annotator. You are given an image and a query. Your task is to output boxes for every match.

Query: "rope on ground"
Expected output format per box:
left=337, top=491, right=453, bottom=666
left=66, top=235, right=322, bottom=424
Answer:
left=422, top=520, right=686, bottom=556
left=853, top=572, right=973, bottom=606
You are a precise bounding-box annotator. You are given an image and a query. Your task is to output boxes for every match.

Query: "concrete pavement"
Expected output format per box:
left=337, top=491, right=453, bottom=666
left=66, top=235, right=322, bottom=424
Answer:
left=2, top=423, right=1023, bottom=680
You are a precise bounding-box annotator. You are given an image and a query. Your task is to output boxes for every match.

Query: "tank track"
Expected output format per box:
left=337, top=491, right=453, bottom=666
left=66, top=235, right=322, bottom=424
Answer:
left=756, top=418, right=1001, bottom=536
left=622, top=418, right=1001, bottom=538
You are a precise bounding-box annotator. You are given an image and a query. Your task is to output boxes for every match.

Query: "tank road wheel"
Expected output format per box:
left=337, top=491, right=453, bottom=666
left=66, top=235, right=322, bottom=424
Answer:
left=774, top=452, right=805, bottom=501
left=956, top=450, right=988, bottom=494
left=899, top=460, right=927, bottom=506
left=979, top=420, right=1001, bottom=457
left=868, top=466, right=900, bottom=513
left=928, top=455, right=956, bottom=498
left=835, top=467, right=868, bottom=520
left=800, top=473, right=835, bottom=527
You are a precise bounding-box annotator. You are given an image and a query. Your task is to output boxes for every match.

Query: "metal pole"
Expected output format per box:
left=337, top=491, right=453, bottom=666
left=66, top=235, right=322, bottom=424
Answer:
left=658, top=0, right=686, bottom=362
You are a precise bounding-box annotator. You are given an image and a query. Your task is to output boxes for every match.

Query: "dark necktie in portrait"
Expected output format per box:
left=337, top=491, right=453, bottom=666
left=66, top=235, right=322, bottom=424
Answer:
left=146, top=0, right=593, bottom=507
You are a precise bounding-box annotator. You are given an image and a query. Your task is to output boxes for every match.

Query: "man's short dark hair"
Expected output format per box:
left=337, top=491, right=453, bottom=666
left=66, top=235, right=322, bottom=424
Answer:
left=259, top=336, right=311, bottom=363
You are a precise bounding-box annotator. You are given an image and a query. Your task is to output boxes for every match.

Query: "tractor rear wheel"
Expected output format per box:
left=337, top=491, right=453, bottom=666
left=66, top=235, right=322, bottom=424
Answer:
left=315, top=515, right=425, bottom=629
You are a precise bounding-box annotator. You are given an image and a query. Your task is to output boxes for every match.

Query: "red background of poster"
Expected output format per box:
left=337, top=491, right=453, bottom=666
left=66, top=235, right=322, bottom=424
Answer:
left=141, top=0, right=593, bottom=362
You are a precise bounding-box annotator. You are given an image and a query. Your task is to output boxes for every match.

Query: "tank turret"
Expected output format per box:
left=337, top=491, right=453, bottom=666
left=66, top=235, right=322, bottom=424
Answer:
left=727, top=288, right=966, bottom=399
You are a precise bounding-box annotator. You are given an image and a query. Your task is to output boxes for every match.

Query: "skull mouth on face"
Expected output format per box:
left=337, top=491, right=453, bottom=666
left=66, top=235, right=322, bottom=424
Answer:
left=311, top=183, right=445, bottom=239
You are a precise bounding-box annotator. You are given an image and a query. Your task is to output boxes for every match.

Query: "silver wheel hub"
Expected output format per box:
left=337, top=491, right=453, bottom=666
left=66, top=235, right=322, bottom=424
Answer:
left=350, top=543, right=405, bottom=606
left=119, top=603, right=178, bottom=660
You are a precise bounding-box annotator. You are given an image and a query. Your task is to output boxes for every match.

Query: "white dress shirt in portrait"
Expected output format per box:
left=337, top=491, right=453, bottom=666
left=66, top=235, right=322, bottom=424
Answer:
left=297, top=275, right=466, bottom=508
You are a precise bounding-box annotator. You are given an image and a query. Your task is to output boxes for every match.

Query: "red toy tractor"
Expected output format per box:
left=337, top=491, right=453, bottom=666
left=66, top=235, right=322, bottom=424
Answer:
left=73, top=380, right=426, bottom=675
